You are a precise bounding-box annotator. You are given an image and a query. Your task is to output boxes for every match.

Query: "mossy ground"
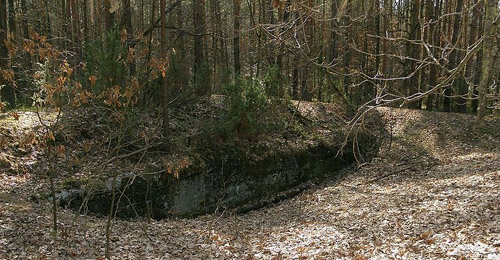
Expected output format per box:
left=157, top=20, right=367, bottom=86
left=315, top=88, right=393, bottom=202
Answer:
left=1, top=98, right=379, bottom=218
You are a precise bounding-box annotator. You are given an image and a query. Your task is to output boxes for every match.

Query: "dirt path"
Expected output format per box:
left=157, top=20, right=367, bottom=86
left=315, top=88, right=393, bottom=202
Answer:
left=1, top=108, right=499, bottom=259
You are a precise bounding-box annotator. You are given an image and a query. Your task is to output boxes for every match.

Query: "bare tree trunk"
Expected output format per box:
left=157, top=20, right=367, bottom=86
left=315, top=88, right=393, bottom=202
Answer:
left=382, top=0, right=392, bottom=85
left=95, top=0, right=102, bottom=36
left=301, top=0, right=314, bottom=101
left=374, top=0, right=381, bottom=74
left=233, top=0, right=241, bottom=77
left=330, top=0, right=338, bottom=63
left=20, top=0, right=30, bottom=39
left=161, top=0, right=169, bottom=139
left=0, top=0, right=7, bottom=59
left=71, top=0, right=81, bottom=56
left=209, top=0, right=218, bottom=87
left=43, top=0, right=52, bottom=38
left=139, top=0, right=144, bottom=29
left=121, top=0, right=136, bottom=76
left=66, top=0, right=73, bottom=43
left=61, top=0, right=68, bottom=48
left=266, top=0, right=275, bottom=66
left=276, top=0, right=291, bottom=70
left=477, top=0, right=498, bottom=120
left=445, top=0, right=464, bottom=112
left=468, top=0, right=483, bottom=113
left=176, top=1, right=188, bottom=89
left=89, top=0, right=94, bottom=33
left=19, top=0, right=32, bottom=94
left=104, top=0, right=115, bottom=31
left=342, top=6, right=350, bottom=97
left=407, top=0, right=421, bottom=109
left=104, top=0, right=110, bottom=30
left=193, top=0, right=208, bottom=94
left=0, top=0, right=15, bottom=107
left=342, top=38, right=350, bottom=97
left=7, top=0, right=17, bottom=104
left=83, top=0, right=88, bottom=40
left=292, top=54, right=299, bottom=99
left=455, top=0, right=468, bottom=113
left=426, top=0, right=441, bottom=110
left=7, top=0, right=15, bottom=37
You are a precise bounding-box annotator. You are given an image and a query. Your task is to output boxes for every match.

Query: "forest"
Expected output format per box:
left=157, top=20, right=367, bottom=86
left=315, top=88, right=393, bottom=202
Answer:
left=0, top=0, right=499, bottom=259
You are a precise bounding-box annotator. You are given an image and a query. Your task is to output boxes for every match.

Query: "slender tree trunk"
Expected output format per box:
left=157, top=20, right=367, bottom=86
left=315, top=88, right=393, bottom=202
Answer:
left=446, top=0, right=464, bottom=112
left=266, top=0, right=275, bottom=66
left=233, top=0, right=241, bottom=77
left=251, top=0, right=262, bottom=78
left=276, top=0, right=291, bottom=70
left=71, top=0, right=81, bottom=56
left=407, top=0, right=421, bottom=109
left=141, top=0, right=156, bottom=106
left=43, top=0, right=52, bottom=38
left=426, top=0, right=441, bottom=110
left=342, top=19, right=350, bottom=97
left=455, top=0, right=468, bottom=113
left=20, top=0, right=29, bottom=39
left=95, top=0, right=102, bottom=36
left=330, top=0, right=338, bottom=63
left=374, top=0, right=381, bottom=74
left=61, top=0, right=68, bottom=47
left=19, top=0, right=32, bottom=96
left=193, top=0, right=208, bottom=94
left=121, top=0, right=136, bottom=76
left=104, top=0, right=115, bottom=31
left=209, top=0, right=218, bottom=87
left=83, top=0, right=88, bottom=40
left=426, top=0, right=437, bottom=110
left=477, top=0, right=498, bottom=120
left=66, top=0, right=73, bottom=42
left=469, top=0, right=483, bottom=113
left=0, top=0, right=15, bottom=107
left=161, top=0, right=169, bottom=139
left=301, top=0, right=314, bottom=101
left=292, top=54, right=299, bottom=99
left=89, top=0, right=94, bottom=35
left=7, top=0, right=15, bottom=37
left=7, top=0, right=17, bottom=104
left=104, top=0, right=110, bottom=30
left=0, top=0, right=7, bottom=65
left=382, top=0, right=392, bottom=92
left=176, top=1, right=188, bottom=89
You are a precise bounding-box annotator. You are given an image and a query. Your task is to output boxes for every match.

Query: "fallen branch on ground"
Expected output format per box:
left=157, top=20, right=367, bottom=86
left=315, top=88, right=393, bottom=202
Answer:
left=363, top=165, right=416, bottom=184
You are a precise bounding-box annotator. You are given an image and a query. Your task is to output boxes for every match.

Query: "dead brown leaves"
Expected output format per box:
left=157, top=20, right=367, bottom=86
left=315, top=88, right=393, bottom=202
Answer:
left=0, top=108, right=499, bottom=259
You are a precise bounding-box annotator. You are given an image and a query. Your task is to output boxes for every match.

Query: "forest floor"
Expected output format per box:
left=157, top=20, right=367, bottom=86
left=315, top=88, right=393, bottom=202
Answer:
left=1, top=107, right=499, bottom=259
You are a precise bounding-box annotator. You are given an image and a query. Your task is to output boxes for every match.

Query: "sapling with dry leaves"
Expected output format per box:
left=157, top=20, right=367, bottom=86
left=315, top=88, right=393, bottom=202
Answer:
left=28, top=33, right=71, bottom=245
